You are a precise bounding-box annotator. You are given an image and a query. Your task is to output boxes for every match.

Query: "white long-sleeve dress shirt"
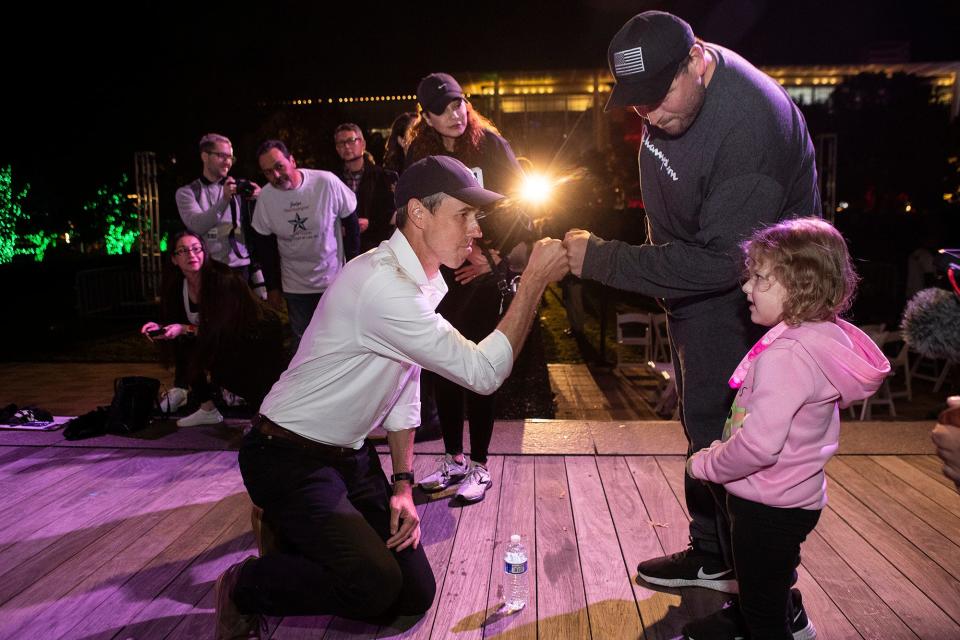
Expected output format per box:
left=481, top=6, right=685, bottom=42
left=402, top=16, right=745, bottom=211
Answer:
left=259, top=229, right=514, bottom=448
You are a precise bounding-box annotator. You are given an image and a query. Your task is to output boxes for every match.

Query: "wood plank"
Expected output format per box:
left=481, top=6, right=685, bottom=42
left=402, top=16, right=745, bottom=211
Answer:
left=869, top=455, right=960, bottom=519
left=828, top=458, right=960, bottom=580
left=428, top=457, right=504, bottom=640
left=903, top=454, right=960, bottom=489
left=825, top=475, right=960, bottom=625
left=625, top=457, right=688, bottom=554
left=794, top=567, right=862, bottom=639
left=653, top=456, right=690, bottom=519
left=0, top=450, right=195, bottom=586
left=590, top=421, right=686, bottom=455
left=31, top=452, right=241, bottom=640
left=164, top=583, right=245, bottom=640
left=548, top=363, right=614, bottom=420
left=0, top=446, right=120, bottom=516
left=597, top=456, right=684, bottom=640
left=632, top=457, right=730, bottom=627
left=801, top=529, right=918, bottom=639
left=837, top=422, right=937, bottom=454
left=482, top=455, right=536, bottom=640
left=113, top=508, right=255, bottom=639
left=0, top=443, right=51, bottom=468
left=565, top=456, right=643, bottom=639
left=64, top=490, right=252, bottom=640
left=534, top=456, right=590, bottom=639
left=816, top=505, right=960, bottom=638
left=0, top=450, right=235, bottom=638
left=374, top=454, right=465, bottom=640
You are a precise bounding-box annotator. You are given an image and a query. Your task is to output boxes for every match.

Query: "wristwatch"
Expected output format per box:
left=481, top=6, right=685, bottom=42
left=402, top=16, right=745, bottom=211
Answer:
left=390, top=471, right=415, bottom=484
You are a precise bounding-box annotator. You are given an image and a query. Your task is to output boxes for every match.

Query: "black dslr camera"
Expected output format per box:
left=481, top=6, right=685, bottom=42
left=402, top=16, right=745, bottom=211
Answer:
left=234, top=178, right=256, bottom=198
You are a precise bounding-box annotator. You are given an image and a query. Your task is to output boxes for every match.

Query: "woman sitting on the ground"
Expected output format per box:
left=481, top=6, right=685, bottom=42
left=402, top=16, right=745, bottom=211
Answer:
left=141, top=231, right=287, bottom=427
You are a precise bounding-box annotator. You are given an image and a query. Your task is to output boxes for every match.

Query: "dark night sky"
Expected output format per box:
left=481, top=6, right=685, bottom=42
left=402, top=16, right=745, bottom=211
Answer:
left=4, top=0, right=960, bottom=218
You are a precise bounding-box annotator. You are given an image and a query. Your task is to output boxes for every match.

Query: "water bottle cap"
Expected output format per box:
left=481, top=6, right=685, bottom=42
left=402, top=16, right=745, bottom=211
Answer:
left=510, top=534, right=521, bottom=543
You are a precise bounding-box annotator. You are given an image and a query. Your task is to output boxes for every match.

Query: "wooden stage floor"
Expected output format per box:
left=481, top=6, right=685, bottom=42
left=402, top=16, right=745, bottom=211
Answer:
left=0, top=427, right=957, bottom=639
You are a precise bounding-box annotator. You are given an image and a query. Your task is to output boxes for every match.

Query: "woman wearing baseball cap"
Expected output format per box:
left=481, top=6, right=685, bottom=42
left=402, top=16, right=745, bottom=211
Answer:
left=406, top=72, right=525, bottom=504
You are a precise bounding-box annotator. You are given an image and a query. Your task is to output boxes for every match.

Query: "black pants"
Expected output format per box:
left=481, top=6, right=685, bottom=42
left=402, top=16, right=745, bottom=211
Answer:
left=435, top=374, right=496, bottom=465
left=172, top=337, right=213, bottom=404
left=434, top=272, right=501, bottom=467
left=668, top=291, right=765, bottom=558
left=233, top=430, right=436, bottom=618
left=728, top=493, right=821, bottom=639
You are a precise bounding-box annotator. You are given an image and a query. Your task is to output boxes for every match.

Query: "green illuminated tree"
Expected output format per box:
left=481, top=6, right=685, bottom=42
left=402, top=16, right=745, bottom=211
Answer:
left=0, top=165, right=30, bottom=264
left=81, top=174, right=140, bottom=255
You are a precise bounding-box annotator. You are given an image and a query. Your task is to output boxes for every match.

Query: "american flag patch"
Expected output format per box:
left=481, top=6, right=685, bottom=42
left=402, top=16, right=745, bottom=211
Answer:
left=614, top=46, right=646, bottom=76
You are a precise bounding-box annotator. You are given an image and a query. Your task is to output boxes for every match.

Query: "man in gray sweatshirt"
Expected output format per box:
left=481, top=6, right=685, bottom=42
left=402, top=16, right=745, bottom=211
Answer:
left=564, top=10, right=821, bottom=596
left=175, top=133, right=261, bottom=278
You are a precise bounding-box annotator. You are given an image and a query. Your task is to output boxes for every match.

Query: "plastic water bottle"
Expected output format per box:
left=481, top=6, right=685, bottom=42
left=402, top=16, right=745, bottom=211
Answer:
left=503, top=534, right=529, bottom=612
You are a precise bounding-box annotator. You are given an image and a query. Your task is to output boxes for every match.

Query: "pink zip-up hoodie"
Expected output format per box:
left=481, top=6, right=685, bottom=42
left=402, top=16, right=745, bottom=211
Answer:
left=688, top=319, right=890, bottom=510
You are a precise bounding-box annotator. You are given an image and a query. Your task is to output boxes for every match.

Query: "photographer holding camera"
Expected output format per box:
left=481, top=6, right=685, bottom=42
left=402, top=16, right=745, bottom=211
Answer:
left=176, top=133, right=263, bottom=283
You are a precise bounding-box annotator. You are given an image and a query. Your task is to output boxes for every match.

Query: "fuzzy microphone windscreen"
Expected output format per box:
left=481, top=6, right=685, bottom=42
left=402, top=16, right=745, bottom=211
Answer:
left=901, top=287, right=960, bottom=362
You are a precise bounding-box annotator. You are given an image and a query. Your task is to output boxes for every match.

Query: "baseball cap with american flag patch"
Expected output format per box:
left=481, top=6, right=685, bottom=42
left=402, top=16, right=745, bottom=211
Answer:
left=605, top=11, right=695, bottom=112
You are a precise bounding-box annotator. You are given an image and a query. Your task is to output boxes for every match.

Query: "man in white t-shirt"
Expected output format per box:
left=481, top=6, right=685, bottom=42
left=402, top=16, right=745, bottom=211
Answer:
left=213, top=156, right=569, bottom=638
left=252, top=139, right=360, bottom=352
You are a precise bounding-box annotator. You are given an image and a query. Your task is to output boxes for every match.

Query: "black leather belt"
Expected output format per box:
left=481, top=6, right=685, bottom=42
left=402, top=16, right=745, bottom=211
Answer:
left=251, top=414, right=355, bottom=456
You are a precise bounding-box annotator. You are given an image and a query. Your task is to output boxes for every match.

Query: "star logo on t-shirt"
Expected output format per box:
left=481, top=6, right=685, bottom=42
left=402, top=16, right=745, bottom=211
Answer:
left=288, top=213, right=308, bottom=232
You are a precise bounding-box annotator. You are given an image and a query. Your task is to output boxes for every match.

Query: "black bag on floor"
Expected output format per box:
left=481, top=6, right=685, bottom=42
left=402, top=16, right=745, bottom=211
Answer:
left=63, top=407, right=109, bottom=440
left=106, top=376, right=160, bottom=434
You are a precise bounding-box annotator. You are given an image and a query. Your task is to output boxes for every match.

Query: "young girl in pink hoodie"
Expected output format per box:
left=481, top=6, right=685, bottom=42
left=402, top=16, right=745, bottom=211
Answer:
left=684, top=218, right=890, bottom=640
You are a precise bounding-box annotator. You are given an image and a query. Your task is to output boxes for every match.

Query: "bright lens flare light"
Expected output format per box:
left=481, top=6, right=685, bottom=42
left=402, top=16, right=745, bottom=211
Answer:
left=520, top=174, right=552, bottom=205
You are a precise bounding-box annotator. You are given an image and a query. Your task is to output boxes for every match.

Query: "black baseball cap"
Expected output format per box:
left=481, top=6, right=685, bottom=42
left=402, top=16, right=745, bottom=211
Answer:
left=417, top=72, right=464, bottom=115
left=395, top=156, right=503, bottom=210
left=605, top=11, right=695, bottom=111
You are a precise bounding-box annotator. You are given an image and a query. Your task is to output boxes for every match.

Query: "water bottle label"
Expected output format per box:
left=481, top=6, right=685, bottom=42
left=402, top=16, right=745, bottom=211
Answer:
left=505, top=561, right=528, bottom=575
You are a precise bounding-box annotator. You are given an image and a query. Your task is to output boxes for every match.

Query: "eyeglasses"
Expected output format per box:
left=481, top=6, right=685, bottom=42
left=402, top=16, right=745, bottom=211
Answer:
left=205, top=150, right=236, bottom=162
left=174, top=246, right=204, bottom=257
left=335, top=137, right=362, bottom=147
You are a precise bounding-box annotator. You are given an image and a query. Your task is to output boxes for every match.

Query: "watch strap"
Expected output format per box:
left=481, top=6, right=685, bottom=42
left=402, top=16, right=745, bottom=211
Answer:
left=391, top=471, right=415, bottom=484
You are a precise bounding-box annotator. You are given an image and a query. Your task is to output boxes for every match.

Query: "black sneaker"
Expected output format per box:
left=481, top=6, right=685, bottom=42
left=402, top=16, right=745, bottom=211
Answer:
left=789, top=588, right=817, bottom=640
left=636, top=544, right=737, bottom=593
left=681, top=591, right=817, bottom=640
left=682, top=600, right=746, bottom=639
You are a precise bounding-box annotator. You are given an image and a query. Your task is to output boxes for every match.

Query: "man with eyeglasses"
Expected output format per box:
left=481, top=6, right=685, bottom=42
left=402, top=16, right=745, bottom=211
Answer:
left=334, top=123, right=398, bottom=253
left=175, top=133, right=261, bottom=277
left=214, top=156, right=569, bottom=638
left=562, top=10, right=821, bottom=621
left=252, top=139, right=360, bottom=354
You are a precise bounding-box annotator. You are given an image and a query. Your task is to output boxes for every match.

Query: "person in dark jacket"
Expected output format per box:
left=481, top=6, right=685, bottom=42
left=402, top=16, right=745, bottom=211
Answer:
left=334, top=123, right=397, bottom=252
left=406, top=72, right=525, bottom=503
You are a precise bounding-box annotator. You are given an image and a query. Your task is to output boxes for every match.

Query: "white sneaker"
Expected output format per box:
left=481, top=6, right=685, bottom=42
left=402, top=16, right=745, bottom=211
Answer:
left=160, top=387, right=188, bottom=414
left=177, top=407, right=224, bottom=427
left=419, top=454, right=470, bottom=491
left=455, top=463, right=493, bottom=503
